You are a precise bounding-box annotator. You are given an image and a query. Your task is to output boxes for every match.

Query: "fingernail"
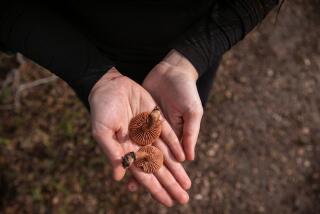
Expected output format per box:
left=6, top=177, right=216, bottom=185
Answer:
left=166, top=200, right=174, bottom=207
left=179, top=154, right=186, bottom=162
left=191, top=150, right=195, bottom=160
left=183, top=179, right=192, bottom=190
left=180, top=193, right=189, bottom=204
left=186, top=153, right=194, bottom=161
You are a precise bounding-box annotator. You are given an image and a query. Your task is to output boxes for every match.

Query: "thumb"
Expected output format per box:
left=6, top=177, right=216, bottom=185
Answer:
left=182, top=108, right=203, bottom=160
left=93, top=129, right=126, bottom=181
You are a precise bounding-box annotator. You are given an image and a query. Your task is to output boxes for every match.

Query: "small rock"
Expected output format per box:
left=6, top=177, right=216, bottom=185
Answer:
left=207, top=149, right=216, bottom=157
left=304, top=160, right=311, bottom=168
left=195, top=194, right=203, bottom=200
left=258, top=205, right=266, bottom=213
left=297, top=148, right=305, bottom=156
left=301, top=127, right=310, bottom=135
left=211, top=132, right=219, bottom=139
left=304, top=58, right=311, bottom=66
left=213, top=143, right=220, bottom=150
left=225, top=90, right=232, bottom=98
left=267, top=69, right=274, bottom=77
left=52, top=196, right=59, bottom=205
left=286, top=169, right=293, bottom=176
left=239, top=76, right=248, bottom=83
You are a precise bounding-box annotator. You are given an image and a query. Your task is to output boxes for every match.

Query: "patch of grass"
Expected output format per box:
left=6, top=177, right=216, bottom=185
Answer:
left=32, top=187, right=43, bottom=202
left=0, top=86, right=12, bottom=104
left=0, top=137, right=10, bottom=145
left=58, top=120, right=75, bottom=139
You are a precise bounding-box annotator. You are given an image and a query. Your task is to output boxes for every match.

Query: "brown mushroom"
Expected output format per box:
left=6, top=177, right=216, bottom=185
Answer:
left=129, top=107, right=162, bottom=146
left=122, top=145, right=164, bottom=173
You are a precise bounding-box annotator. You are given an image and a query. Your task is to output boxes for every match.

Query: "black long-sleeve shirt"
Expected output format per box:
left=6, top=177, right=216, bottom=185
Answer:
left=0, top=0, right=279, bottom=107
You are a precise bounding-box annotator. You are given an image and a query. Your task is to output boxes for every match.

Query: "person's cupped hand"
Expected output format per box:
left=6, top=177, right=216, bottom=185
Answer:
left=126, top=49, right=203, bottom=193
left=89, top=68, right=191, bottom=207
left=143, top=49, right=203, bottom=160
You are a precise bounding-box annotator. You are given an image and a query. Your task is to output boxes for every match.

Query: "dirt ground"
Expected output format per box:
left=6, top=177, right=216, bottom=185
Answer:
left=0, top=0, right=320, bottom=213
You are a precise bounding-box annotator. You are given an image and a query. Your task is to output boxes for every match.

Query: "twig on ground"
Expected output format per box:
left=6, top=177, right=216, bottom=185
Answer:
left=14, top=75, right=58, bottom=111
left=0, top=53, right=58, bottom=111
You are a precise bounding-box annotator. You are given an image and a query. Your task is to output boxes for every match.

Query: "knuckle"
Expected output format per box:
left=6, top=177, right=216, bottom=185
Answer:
left=166, top=179, right=177, bottom=189
left=195, top=105, right=204, bottom=116
left=140, top=174, right=154, bottom=185
left=183, top=129, right=193, bottom=138
left=151, top=183, right=163, bottom=195
left=187, top=104, right=203, bottom=117
left=168, top=161, right=180, bottom=172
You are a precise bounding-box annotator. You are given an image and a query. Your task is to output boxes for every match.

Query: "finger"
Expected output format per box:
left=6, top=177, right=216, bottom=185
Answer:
left=155, top=139, right=192, bottom=190
left=154, top=166, right=189, bottom=204
left=161, top=108, right=183, bottom=140
left=130, top=167, right=174, bottom=207
left=182, top=108, right=203, bottom=160
left=127, top=177, right=140, bottom=192
left=93, top=129, right=126, bottom=181
left=171, top=121, right=183, bottom=141
left=161, top=119, right=185, bottom=162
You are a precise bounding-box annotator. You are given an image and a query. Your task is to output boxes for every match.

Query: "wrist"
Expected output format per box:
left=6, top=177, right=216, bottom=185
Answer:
left=88, top=67, right=123, bottom=102
left=95, top=67, right=123, bottom=83
left=162, top=49, right=199, bottom=81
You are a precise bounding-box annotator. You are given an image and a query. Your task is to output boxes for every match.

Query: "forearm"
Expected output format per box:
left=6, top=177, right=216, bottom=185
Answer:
left=172, top=0, right=279, bottom=76
left=0, top=2, right=114, bottom=108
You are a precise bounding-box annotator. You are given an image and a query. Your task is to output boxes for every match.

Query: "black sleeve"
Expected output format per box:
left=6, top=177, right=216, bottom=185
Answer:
left=0, top=2, right=115, bottom=109
left=172, top=0, right=279, bottom=76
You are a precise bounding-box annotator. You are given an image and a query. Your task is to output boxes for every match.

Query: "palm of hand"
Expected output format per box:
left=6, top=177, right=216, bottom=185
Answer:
left=143, top=61, right=203, bottom=160
left=91, top=74, right=149, bottom=153
left=89, top=70, right=190, bottom=206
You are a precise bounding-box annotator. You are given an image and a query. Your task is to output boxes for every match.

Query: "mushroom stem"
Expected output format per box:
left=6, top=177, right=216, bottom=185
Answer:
left=136, top=151, right=149, bottom=160
left=122, top=151, right=149, bottom=168
left=143, top=107, right=160, bottom=130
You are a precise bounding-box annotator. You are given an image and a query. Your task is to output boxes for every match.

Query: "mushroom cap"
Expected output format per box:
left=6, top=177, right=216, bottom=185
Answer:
left=129, top=112, right=161, bottom=146
left=134, top=146, right=163, bottom=173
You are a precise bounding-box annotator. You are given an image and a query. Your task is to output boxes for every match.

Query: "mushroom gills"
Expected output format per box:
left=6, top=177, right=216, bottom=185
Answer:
left=121, top=146, right=164, bottom=173
left=129, top=107, right=162, bottom=146
left=134, top=145, right=163, bottom=173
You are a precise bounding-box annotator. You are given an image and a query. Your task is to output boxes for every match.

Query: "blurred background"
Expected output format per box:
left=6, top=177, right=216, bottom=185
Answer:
left=0, top=0, right=319, bottom=213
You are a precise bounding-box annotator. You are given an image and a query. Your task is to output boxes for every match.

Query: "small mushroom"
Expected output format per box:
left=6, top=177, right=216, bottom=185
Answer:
left=122, top=145, right=164, bottom=173
left=129, top=107, right=162, bottom=146
left=121, top=152, right=136, bottom=168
